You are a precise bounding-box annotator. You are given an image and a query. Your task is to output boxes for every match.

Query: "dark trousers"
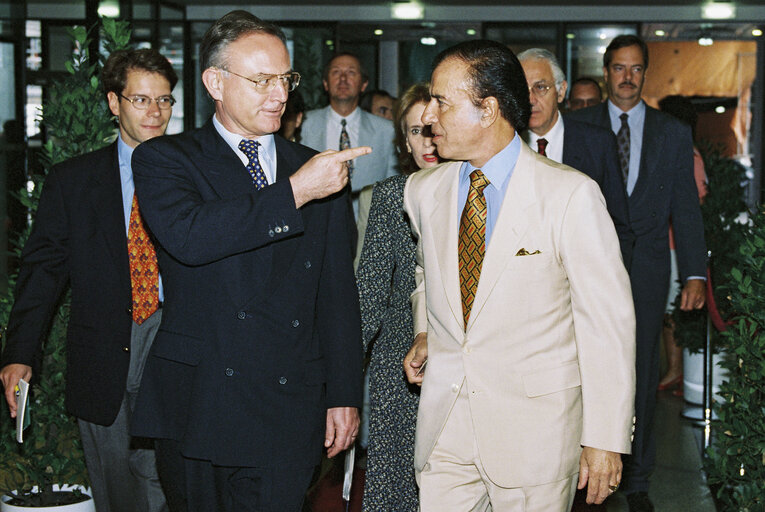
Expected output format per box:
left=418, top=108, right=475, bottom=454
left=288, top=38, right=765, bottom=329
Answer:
left=621, top=294, right=666, bottom=494
left=155, top=438, right=315, bottom=512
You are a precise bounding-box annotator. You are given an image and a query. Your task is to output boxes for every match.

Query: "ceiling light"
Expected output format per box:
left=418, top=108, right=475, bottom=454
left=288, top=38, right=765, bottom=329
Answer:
left=701, top=2, right=736, bottom=20
left=420, top=36, right=437, bottom=46
left=466, top=28, right=477, bottom=36
left=374, top=29, right=383, bottom=36
left=566, top=33, right=576, bottom=39
left=392, top=2, right=424, bottom=20
left=97, top=1, right=119, bottom=17
left=597, top=46, right=606, bottom=54
left=753, top=28, right=763, bottom=37
left=599, top=33, right=606, bottom=40
left=698, top=36, right=714, bottom=46
left=715, top=106, right=726, bottom=114
left=655, top=30, right=666, bottom=37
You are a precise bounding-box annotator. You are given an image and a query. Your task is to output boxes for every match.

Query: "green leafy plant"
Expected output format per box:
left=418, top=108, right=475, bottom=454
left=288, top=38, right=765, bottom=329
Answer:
left=705, top=208, right=765, bottom=510
left=0, top=18, right=131, bottom=505
left=671, top=143, right=750, bottom=353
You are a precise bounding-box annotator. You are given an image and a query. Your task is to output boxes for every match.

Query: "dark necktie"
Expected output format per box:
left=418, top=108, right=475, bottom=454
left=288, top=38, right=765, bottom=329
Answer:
left=127, top=195, right=159, bottom=324
left=339, top=119, right=354, bottom=177
left=536, top=138, right=548, bottom=157
left=238, top=139, right=268, bottom=190
left=459, top=170, right=490, bottom=329
left=616, top=113, right=630, bottom=187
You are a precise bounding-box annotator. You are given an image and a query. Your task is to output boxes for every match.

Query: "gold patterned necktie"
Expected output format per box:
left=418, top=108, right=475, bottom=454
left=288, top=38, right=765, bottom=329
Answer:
left=339, top=118, right=354, bottom=177
left=238, top=139, right=268, bottom=190
left=127, top=195, right=159, bottom=324
left=459, top=169, right=490, bottom=329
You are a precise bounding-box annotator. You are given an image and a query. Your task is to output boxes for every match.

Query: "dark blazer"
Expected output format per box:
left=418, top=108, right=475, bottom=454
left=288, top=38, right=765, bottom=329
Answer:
left=561, top=115, right=634, bottom=268
left=130, top=120, right=363, bottom=469
left=1, top=142, right=134, bottom=426
left=568, top=102, right=706, bottom=301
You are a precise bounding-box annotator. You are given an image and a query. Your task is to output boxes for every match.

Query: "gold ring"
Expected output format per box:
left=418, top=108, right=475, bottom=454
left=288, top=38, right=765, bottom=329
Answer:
left=609, top=484, right=619, bottom=492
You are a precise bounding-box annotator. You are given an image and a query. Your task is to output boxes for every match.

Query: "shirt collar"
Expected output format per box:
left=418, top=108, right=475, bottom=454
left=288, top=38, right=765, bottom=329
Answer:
left=329, top=106, right=361, bottom=126
left=212, top=113, right=275, bottom=161
left=525, top=112, right=564, bottom=147
left=607, top=99, right=645, bottom=121
left=461, top=133, right=522, bottom=191
left=117, top=135, right=134, bottom=178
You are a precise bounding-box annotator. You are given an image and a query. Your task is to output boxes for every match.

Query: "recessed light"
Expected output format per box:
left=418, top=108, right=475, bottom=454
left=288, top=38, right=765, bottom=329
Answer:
left=715, top=106, right=726, bottom=114
left=698, top=37, right=714, bottom=46
left=374, top=29, right=383, bottom=36
left=420, top=36, right=437, bottom=46
left=466, top=28, right=477, bottom=36
left=753, top=28, right=763, bottom=37
left=702, top=2, right=735, bottom=20
left=566, top=33, right=576, bottom=40
left=655, top=30, right=666, bottom=37
left=392, top=3, right=424, bottom=20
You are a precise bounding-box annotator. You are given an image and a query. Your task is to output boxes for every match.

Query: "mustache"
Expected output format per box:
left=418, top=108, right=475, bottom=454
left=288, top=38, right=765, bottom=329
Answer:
left=619, top=81, right=637, bottom=88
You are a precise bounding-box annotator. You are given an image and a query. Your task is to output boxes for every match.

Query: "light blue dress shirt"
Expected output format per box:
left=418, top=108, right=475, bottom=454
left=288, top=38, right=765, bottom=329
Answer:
left=118, top=136, right=163, bottom=301
left=607, top=99, right=645, bottom=196
left=457, top=134, right=521, bottom=246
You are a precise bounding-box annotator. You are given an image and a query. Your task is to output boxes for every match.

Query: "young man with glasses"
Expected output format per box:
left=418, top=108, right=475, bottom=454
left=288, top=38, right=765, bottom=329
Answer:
left=0, top=48, right=177, bottom=512
left=128, top=10, right=368, bottom=512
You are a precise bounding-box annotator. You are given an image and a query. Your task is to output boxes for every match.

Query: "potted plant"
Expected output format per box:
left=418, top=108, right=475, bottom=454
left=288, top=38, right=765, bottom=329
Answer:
left=0, top=18, right=131, bottom=509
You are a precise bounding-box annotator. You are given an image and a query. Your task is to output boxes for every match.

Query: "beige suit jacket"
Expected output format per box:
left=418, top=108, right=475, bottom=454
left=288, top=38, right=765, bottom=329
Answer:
left=403, top=143, right=636, bottom=488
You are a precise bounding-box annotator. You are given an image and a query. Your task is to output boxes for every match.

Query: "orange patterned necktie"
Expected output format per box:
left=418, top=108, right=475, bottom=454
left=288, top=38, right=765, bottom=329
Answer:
left=127, top=195, right=159, bottom=324
left=459, top=169, right=490, bottom=328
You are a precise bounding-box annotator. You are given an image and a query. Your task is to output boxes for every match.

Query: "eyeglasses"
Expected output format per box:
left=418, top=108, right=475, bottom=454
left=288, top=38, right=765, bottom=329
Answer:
left=119, top=94, right=176, bottom=110
left=220, top=68, right=301, bottom=93
left=528, top=82, right=554, bottom=98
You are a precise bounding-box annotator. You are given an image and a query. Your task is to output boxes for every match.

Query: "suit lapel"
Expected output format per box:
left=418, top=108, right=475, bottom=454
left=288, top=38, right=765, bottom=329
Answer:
left=89, top=142, right=131, bottom=291
left=466, top=144, right=536, bottom=331
left=561, top=123, right=577, bottom=168
left=195, top=120, right=256, bottom=200
left=428, top=162, right=463, bottom=331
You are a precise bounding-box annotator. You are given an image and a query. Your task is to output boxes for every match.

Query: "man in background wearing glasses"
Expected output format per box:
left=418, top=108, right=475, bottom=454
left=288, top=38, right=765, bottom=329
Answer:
left=518, top=48, right=633, bottom=268
left=128, top=10, right=367, bottom=512
left=0, top=48, right=177, bottom=512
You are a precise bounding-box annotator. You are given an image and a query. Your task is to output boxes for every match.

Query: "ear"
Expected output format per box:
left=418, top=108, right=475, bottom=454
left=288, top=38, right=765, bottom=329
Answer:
left=602, top=66, right=609, bottom=82
left=202, top=68, right=224, bottom=101
left=295, top=112, right=304, bottom=129
left=322, top=79, right=329, bottom=92
left=361, top=80, right=369, bottom=93
left=556, top=80, right=568, bottom=104
left=406, top=140, right=412, bottom=153
left=107, top=91, right=121, bottom=117
left=478, top=96, right=500, bottom=127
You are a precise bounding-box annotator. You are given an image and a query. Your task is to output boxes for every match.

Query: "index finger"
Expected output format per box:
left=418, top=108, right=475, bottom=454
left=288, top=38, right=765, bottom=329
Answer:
left=334, top=146, right=372, bottom=162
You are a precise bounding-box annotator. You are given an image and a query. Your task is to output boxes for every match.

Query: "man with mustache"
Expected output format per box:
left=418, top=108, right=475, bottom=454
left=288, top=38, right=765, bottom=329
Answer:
left=570, top=34, right=706, bottom=512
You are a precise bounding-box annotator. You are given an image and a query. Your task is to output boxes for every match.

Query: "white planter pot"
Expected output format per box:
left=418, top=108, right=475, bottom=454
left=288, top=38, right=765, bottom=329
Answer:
left=682, top=348, right=730, bottom=405
left=1, top=485, right=94, bottom=512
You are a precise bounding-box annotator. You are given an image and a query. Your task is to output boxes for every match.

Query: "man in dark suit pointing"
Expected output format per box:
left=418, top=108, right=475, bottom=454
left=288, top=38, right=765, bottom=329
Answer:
left=129, top=10, right=367, bottom=512
left=0, top=48, right=177, bottom=512
left=569, top=34, right=706, bottom=512
left=518, top=48, right=634, bottom=268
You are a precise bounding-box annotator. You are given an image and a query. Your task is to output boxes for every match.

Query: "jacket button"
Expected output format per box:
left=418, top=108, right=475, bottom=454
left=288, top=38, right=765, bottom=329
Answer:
left=279, top=377, right=287, bottom=385
left=283, top=225, right=289, bottom=233
left=268, top=229, right=275, bottom=237
left=123, top=346, right=129, bottom=352
left=225, top=368, right=234, bottom=377
left=304, top=260, right=311, bottom=269
left=291, top=319, right=300, bottom=328
left=237, top=311, right=246, bottom=320
left=275, top=226, right=282, bottom=234
left=451, top=383, right=460, bottom=393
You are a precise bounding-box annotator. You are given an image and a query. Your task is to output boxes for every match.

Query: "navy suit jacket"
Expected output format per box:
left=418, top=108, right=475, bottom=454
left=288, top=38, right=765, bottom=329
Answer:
left=1, top=142, right=134, bottom=426
left=130, top=120, right=363, bottom=468
left=560, top=115, right=634, bottom=268
left=568, top=102, right=706, bottom=303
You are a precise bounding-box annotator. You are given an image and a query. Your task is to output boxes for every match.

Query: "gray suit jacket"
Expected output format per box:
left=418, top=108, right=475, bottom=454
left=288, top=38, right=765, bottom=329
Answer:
left=301, top=106, right=398, bottom=194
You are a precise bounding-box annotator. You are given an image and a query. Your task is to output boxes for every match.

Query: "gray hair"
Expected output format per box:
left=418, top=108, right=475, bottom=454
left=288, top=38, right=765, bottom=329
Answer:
left=199, top=10, right=286, bottom=71
left=517, top=48, right=566, bottom=89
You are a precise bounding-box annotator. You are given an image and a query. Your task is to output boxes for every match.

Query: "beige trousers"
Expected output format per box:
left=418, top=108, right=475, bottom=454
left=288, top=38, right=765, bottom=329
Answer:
left=417, top=387, right=578, bottom=512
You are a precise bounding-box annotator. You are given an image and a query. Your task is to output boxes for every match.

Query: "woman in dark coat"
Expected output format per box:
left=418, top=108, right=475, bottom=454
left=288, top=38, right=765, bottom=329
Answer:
left=358, top=83, right=441, bottom=512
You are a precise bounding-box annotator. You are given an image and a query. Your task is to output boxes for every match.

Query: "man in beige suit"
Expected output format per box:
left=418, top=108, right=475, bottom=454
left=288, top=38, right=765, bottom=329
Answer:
left=403, top=40, right=636, bottom=511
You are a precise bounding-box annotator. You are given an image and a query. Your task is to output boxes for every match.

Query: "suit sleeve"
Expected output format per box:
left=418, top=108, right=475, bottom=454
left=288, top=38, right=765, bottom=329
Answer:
left=598, top=129, right=635, bottom=270
left=559, top=179, right=636, bottom=454
left=132, top=139, right=304, bottom=266
left=316, top=190, right=363, bottom=408
left=383, top=122, right=398, bottom=178
left=403, top=176, right=427, bottom=336
left=2, top=168, right=70, bottom=368
left=669, top=124, right=707, bottom=280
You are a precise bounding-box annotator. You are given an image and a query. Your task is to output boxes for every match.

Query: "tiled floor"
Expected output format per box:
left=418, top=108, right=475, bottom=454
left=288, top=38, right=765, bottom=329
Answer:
left=603, top=390, right=717, bottom=511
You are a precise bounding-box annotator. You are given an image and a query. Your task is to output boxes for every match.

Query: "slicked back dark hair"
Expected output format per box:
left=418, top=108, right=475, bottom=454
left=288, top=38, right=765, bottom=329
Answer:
left=322, top=52, right=369, bottom=83
left=603, top=34, right=649, bottom=69
left=432, top=39, right=530, bottom=132
left=199, top=10, right=286, bottom=72
left=102, top=48, right=178, bottom=97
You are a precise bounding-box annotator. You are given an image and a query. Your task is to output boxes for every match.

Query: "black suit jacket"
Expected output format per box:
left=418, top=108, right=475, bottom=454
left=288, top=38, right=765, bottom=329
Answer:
left=1, top=142, right=134, bottom=426
left=568, top=102, right=706, bottom=302
left=130, top=120, right=363, bottom=468
left=560, top=115, right=634, bottom=268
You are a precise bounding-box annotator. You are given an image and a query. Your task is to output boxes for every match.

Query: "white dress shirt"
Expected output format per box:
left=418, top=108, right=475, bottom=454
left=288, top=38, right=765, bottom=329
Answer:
left=325, top=107, right=362, bottom=151
left=213, top=114, right=277, bottom=185
left=525, top=114, right=565, bottom=164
